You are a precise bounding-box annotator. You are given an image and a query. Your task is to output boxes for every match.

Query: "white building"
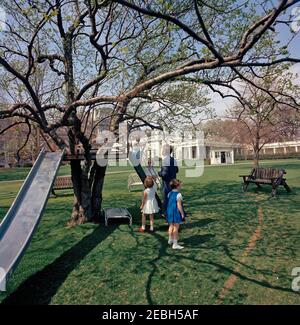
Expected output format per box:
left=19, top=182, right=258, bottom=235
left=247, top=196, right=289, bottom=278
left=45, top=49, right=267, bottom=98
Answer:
left=93, top=127, right=244, bottom=166
left=260, top=140, right=300, bottom=156
left=145, top=131, right=240, bottom=165
left=205, top=141, right=236, bottom=165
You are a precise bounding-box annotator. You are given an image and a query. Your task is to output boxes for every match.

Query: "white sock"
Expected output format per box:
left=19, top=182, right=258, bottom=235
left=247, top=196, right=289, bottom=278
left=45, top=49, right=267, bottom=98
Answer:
left=142, top=225, right=146, bottom=230
left=150, top=226, right=154, bottom=231
left=168, top=236, right=173, bottom=244
left=173, top=240, right=178, bottom=245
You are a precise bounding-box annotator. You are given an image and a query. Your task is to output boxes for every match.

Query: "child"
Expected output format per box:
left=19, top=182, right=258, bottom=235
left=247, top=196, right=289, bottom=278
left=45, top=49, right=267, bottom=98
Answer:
left=166, top=179, right=186, bottom=249
left=139, top=176, right=159, bottom=233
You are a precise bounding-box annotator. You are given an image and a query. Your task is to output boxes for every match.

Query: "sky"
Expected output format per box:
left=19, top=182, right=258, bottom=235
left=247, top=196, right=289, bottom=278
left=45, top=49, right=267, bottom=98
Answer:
left=212, top=5, right=300, bottom=117
left=0, top=6, right=6, bottom=32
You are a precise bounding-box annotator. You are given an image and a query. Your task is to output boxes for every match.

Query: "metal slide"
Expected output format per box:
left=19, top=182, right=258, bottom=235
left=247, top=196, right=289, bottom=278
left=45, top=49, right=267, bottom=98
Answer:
left=0, top=149, right=64, bottom=290
left=128, top=151, right=163, bottom=210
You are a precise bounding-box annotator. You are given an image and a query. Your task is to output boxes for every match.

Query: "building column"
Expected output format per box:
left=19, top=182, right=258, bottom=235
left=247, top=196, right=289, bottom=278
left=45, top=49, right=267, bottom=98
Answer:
left=197, top=144, right=201, bottom=159
left=211, top=151, right=215, bottom=165
left=189, top=146, right=192, bottom=160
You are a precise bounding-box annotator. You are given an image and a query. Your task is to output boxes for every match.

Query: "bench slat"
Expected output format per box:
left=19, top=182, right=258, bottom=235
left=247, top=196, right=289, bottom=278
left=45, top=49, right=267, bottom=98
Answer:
left=53, top=176, right=73, bottom=190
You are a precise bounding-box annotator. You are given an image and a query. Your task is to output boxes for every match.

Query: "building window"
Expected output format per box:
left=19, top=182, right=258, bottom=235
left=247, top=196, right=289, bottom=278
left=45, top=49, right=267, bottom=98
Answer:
left=226, top=152, right=231, bottom=158
left=215, top=151, right=220, bottom=158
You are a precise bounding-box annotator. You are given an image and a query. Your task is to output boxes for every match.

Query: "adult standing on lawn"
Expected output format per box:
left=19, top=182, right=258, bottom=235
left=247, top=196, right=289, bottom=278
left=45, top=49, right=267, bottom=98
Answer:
left=159, top=145, right=179, bottom=212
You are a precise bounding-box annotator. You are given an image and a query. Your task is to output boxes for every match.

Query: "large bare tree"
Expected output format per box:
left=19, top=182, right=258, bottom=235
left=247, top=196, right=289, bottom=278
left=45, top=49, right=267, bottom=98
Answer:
left=1, top=0, right=300, bottom=224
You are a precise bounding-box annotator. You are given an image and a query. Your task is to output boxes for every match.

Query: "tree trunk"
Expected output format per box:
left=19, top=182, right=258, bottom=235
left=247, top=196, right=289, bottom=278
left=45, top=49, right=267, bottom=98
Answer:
left=70, top=159, right=91, bottom=225
left=91, top=161, right=107, bottom=221
left=67, top=125, right=92, bottom=225
left=67, top=101, right=125, bottom=225
left=253, top=130, right=260, bottom=168
left=68, top=161, right=108, bottom=226
left=253, top=141, right=260, bottom=168
left=253, top=150, right=260, bottom=168
left=67, top=130, right=108, bottom=225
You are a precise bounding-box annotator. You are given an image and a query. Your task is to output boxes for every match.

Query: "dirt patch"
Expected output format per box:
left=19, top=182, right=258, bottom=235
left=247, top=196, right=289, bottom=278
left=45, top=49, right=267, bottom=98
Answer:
left=216, top=207, right=263, bottom=304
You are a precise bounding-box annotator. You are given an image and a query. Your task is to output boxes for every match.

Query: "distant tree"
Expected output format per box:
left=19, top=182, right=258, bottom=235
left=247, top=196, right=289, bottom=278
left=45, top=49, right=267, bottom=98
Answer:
left=202, top=119, right=242, bottom=143
left=229, top=68, right=300, bottom=166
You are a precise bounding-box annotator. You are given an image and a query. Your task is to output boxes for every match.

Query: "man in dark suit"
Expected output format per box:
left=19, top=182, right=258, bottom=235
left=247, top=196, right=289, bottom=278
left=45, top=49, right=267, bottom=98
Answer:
left=158, top=145, right=179, bottom=212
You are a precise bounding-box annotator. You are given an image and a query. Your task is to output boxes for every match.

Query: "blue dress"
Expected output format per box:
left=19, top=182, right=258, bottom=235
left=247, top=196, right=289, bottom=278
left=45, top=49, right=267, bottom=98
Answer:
left=158, top=156, right=179, bottom=211
left=166, top=191, right=185, bottom=224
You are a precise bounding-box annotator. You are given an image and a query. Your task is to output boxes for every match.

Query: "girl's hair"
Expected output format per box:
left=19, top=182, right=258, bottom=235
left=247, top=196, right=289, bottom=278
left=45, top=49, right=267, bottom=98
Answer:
left=170, top=179, right=181, bottom=189
left=144, top=176, right=154, bottom=188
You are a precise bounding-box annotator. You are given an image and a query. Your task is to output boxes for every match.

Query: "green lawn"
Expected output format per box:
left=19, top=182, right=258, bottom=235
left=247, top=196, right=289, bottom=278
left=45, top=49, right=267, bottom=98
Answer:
left=0, top=164, right=70, bottom=182
left=0, top=159, right=299, bottom=305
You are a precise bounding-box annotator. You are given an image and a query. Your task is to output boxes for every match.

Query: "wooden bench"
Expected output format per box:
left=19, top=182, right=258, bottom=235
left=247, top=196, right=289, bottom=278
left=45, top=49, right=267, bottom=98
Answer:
left=128, top=173, right=143, bottom=192
left=52, top=176, right=73, bottom=196
left=239, top=167, right=291, bottom=196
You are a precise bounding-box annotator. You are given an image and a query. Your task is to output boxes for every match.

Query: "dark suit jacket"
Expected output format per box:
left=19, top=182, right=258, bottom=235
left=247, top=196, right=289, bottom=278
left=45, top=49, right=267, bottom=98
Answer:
left=158, top=156, right=178, bottom=185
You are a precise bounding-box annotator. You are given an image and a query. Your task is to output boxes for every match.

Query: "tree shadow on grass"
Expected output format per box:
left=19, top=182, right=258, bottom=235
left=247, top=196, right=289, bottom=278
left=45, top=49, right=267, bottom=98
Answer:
left=141, top=229, right=297, bottom=305
left=141, top=180, right=300, bottom=304
left=186, top=180, right=300, bottom=216
left=172, top=254, right=298, bottom=297
left=142, top=227, right=216, bottom=305
left=2, top=225, right=116, bottom=305
left=183, top=234, right=216, bottom=248
left=156, top=218, right=216, bottom=233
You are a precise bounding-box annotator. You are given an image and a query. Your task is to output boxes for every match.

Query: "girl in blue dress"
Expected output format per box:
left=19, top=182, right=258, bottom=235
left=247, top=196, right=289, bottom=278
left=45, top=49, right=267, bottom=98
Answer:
left=166, top=179, right=186, bottom=250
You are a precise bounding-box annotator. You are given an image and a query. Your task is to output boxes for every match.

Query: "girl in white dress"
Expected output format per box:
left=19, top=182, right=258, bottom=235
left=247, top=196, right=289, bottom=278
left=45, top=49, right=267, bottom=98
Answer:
left=139, top=176, right=159, bottom=233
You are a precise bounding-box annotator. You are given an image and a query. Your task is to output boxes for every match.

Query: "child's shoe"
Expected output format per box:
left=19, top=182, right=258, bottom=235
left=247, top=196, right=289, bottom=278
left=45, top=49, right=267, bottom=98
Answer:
left=172, top=243, right=184, bottom=250
left=138, top=226, right=146, bottom=233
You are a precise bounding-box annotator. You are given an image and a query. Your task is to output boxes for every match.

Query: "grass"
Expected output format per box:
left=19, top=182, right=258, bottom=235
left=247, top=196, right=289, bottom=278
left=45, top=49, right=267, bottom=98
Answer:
left=0, top=159, right=299, bottom=305
left=0, top=164, right=132, bottom=182
left=0, top=164, right=70, bottom=182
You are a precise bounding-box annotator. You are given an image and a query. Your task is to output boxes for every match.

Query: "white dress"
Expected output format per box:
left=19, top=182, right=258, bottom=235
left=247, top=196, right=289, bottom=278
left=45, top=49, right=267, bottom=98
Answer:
left=142, top=187, right=159, bottom=214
